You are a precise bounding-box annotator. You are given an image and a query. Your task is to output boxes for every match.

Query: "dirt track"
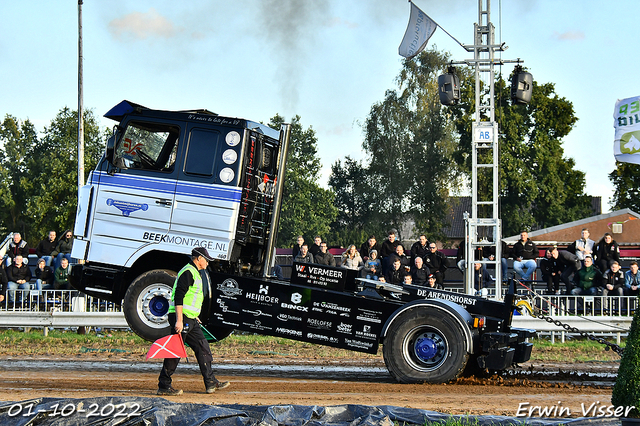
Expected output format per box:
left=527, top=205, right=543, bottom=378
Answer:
left=0, top=356, right=616, bottom=417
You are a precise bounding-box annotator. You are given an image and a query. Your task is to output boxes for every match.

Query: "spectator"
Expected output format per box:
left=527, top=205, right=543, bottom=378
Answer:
left=602, top=261, right=625, bottom=297
left=512, top=231, right=538, bottom=281
left=361, top=249, right=381, bottom=280
left=594, top=233, right=621, bottom=273
left=625, top=261, right=640, bottom=296
left=393, top=244, right=411, bottom=272
left=54, top=257, right=71, bottom=290
left=424, top=243, right=448, bottom=288
left=473, top=262, right=493, bottom=297
left=52, top=230, right=73, bottom=271
left=294, top=244, right=314, bottom=264
left=5, top=232, right=29, bottom=267
left=549, top=246, right=581, bottom=294
left=309, top=236, right=322, bottom=258
left=7, top=255, right=32, bottom=302
left=541, top=248, right=562, bottom=295
left=410, top=256, right=430, bottom=285
left=292, top=236, right=304, bottom=260
left=483, top=241, right=511, bottom=283
left=455, top=237, right=484, bottom=275
left=380, top=230, right=400, bottom=274
left=35, top=258, right=54, bottom=291
left=570, top=228, right=595, bottom=262
left=426, top=274, right=441, bottom=289
left=410, top=234, right=430, bottom=263
left=500, top=241, right=512, bottom=283
left=35, top=231, right=57, bottom=267
left=359, top=235, right=381, bottom=261
left=314, top=242, right=335, bottom=267
left=403, top=274, right=413, bottom=286
left=0, top=267, right=6, bottom=304
left=341, top=245, right=363, bottom=271
left=571, top=255, right=602, bottom=295
left=384, top=257, right=407, bottom=284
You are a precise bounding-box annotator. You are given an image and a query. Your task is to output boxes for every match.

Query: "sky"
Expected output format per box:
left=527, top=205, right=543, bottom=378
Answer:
left=2, top=0, right=638, bottom=213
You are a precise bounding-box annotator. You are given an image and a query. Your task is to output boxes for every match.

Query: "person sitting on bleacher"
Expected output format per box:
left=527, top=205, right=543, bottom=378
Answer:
left=54, top=257, right=71, bottom=290
left=512, top=231, right=538, bottom=281
left=35, top=258, right=54, bottom=291
left=473, top=261, right=493, bottom=297
left=5, top=232, right=29, bottom=267
left=6, top=255, right=32, bottom=302
left=35, top=231, right=57, bottom=267
left=51, top=230, right=73, bottom=271
left=570, top=255, right=602, bottom=295
left=625, top=261, right=640, bottom=296
left=602, top=261, right=625, bottom=297
left=0, top=267, right=7, bottom=305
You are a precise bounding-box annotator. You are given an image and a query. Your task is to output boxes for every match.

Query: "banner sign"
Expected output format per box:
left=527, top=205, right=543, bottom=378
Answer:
left=614, top=96, right=640, bottom=164
left=291, top=262, right=348, bottom=292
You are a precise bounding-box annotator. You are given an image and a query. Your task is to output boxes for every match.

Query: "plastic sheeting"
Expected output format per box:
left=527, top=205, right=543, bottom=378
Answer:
left=0, top=397, right=624, bottom=426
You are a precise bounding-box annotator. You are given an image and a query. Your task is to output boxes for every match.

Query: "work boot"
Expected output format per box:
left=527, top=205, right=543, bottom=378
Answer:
left=205, top=381, right=230, bottom=393
left=157, top=387, right=183, bottom=396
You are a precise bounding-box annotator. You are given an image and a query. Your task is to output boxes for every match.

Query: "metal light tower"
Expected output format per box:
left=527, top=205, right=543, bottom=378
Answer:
left=439, top=0, right=531, bottom=299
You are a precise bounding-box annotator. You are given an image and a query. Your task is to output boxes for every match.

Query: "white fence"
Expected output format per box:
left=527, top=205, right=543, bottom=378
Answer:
left=0, top=290, right=127, bottom=328
left=0, top=290, right=635, bottom=344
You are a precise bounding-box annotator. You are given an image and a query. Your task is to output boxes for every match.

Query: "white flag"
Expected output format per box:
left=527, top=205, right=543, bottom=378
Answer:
left=398, top=2, right=437, bottom=59
left=614, top=96, right=640, bottom=164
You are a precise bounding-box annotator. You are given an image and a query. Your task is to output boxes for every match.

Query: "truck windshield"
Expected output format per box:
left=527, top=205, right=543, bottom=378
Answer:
left=114, top=122, right=179, bottom=172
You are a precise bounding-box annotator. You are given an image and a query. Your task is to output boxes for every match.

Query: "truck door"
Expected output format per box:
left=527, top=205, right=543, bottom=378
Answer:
left=169, top=124, right=243, bottom=261
left=87, top=120, right=181, bottom=266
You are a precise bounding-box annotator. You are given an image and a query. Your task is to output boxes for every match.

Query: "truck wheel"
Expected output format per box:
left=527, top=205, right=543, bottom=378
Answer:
left=383, top=306, right=469, bottom=383
left=124, top=269, right=175, bottom=341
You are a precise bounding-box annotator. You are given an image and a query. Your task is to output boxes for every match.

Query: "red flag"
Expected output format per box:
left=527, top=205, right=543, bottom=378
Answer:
left=146, top=334, right=187, bottom=360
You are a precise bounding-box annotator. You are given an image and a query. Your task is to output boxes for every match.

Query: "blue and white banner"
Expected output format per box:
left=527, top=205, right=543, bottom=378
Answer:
left=614, top=95, right=640, bottom=164
left=398, top=2, right=437, bottom=59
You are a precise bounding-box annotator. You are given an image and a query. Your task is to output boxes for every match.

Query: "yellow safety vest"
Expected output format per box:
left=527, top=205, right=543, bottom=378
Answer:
left=168, top=263, right=203, bottom=319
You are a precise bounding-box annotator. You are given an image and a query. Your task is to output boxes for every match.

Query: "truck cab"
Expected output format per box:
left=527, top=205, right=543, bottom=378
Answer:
left=70, top=100, right=290, bottom=340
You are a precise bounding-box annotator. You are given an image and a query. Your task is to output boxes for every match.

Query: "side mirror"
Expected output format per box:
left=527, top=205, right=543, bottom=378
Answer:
left=105, top=125, right=121, bottom=166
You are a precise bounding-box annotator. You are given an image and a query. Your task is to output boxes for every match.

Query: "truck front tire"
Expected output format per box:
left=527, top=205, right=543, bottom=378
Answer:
left=383, top=306, right=469, bottom=383
left=124, top=269, right=175, bottom=341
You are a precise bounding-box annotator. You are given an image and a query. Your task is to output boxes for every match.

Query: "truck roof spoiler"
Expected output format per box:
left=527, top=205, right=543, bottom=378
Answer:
left=105, top=100, right=218, bottom=122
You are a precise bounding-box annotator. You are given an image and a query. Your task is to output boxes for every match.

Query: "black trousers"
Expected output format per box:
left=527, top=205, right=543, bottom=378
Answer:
left=158, top=313, right=218, bottom=390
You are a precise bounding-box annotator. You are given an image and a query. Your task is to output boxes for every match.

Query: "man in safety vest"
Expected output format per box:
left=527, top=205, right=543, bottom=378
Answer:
left=157, top=247, right=230, bottom=395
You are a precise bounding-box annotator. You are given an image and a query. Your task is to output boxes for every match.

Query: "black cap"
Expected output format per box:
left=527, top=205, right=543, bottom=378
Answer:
left=192, top=247, right=214, bottom=261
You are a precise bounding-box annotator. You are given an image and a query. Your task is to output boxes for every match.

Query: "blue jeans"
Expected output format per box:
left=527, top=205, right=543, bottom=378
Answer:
left=7, top=281, right=30, bottom=302
left=571, top=286, right=598, bottom=295
left=513, top=259, right=537, bottom=281
left=40, top=255, right=53, bottom=267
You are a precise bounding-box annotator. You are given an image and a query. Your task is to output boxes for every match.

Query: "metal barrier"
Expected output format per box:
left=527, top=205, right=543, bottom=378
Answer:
left=0, top=290, right=127, bottom=328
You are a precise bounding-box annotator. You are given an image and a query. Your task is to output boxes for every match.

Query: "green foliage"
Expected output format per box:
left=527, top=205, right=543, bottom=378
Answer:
left=451, top=70, right=591, bottom=236
left=268, top=114, right=337, bottom=248
left=330, top=48, right=462, bottom=243
left=612, top=309, right=640, bottom=417
left=0, top=108, right=105, bottom=244
left=0, top=115, right=37, bottom=236
left=609, top=161, right=640, bottom=212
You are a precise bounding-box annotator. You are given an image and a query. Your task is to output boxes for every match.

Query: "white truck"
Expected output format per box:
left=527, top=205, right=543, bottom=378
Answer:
left=70, top=100, right=533, bottom=384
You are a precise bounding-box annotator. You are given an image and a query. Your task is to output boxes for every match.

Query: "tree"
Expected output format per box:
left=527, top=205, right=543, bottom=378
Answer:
left=327, top=156, right=384, bottom=248
left=358, top=48, right=463, bottom=241
left=609, top=162, right=640, bottom=212
left=450, top=70, right=591, bottom=236
left=0, top=115, right=38, bottom=237
left=24, top=107, right=105, bottom=242
left=268, top=114, right=337, bottom=248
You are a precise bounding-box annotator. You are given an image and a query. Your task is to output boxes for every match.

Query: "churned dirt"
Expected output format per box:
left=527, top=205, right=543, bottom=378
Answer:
left=0, top=353, right=616, bottom=417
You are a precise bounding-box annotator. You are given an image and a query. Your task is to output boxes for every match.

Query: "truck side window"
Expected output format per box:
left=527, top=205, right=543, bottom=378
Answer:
left=114, top=122, right=179, bottom=172
left=184, top=128, right=221, bottom=177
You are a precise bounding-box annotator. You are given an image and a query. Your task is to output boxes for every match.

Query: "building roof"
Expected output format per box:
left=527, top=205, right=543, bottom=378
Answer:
left=504, top=208, right=640, bottom=242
